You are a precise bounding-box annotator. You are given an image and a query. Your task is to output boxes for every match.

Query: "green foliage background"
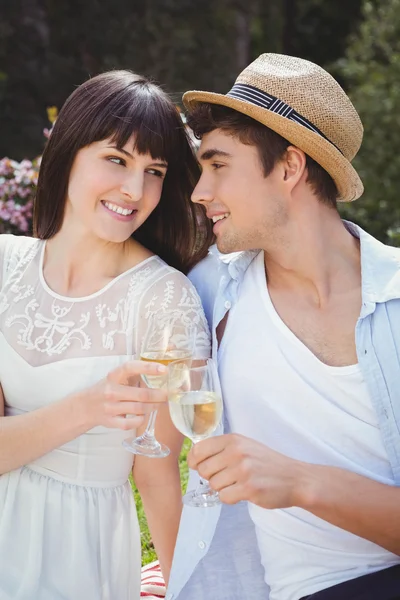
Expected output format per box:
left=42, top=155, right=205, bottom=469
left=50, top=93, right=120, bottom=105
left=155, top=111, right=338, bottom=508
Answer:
left=338, top=0, right=400, bottom=245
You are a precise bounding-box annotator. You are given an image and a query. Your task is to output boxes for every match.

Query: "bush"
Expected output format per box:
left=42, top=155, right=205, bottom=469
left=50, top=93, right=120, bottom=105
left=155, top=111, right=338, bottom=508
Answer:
left=337, top=0, right=400, bottom=246
left=0, top=157, right=38, bottom=235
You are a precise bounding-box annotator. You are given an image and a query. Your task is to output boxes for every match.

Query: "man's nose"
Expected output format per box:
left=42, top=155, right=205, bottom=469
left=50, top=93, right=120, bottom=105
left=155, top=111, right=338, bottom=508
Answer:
left=191, top=174, right=214, bottom=204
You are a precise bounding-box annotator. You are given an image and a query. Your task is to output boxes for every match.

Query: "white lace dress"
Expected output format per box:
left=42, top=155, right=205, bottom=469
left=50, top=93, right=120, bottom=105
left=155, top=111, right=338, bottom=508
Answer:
left=0, top=234, right=210, bottom=600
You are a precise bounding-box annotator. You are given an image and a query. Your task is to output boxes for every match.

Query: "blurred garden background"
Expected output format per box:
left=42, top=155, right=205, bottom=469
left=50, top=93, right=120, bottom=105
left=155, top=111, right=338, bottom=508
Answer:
left=1, top=0, right=400, bottom=563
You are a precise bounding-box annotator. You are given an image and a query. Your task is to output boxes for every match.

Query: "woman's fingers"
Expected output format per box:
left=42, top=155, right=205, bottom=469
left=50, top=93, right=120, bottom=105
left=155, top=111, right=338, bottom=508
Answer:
left=107, top=359, right=167, bottom=385
left=104, top=381, right=167, bottom=408
left=111, top=415, right=146, bottom=431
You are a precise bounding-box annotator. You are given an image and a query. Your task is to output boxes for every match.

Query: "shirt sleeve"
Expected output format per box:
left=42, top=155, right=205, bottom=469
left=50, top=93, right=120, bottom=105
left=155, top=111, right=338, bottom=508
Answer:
left=134, top=267, right=211, bottom=360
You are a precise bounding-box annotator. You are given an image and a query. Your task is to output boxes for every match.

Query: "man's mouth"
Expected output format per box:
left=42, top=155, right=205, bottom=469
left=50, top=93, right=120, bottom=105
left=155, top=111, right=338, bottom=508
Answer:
left=211, top=213, right=230, bottom=223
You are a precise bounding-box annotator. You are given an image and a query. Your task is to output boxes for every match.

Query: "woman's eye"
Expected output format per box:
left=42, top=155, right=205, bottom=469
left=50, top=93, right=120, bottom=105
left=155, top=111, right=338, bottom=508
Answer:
left=108, top=156, right=125, bottom=166
left=211, top=163, right=223, bottom=170
left=147, top=168, right=165, bottom=179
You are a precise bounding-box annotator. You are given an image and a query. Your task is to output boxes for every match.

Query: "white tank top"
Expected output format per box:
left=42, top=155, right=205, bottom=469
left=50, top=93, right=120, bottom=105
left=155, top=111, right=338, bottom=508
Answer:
left=218, top=250, right=399, bottom=600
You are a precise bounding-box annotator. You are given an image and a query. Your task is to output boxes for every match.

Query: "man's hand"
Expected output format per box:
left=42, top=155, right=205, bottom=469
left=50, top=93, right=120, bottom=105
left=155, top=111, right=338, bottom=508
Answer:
left=188, top=433, right=305, bottom=509
left=189, top=433, right=400, bottom=555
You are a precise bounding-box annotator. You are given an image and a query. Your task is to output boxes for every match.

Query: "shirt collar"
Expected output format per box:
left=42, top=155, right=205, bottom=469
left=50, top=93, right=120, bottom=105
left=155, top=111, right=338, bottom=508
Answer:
left=345, top=221, right=400, bottom=304
left=209, top=220, right=400, bottom=303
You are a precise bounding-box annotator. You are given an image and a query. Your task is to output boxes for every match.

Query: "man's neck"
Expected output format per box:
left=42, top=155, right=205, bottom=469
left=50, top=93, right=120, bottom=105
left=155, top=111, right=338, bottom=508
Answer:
left=262, top=208, right=361, bottom=309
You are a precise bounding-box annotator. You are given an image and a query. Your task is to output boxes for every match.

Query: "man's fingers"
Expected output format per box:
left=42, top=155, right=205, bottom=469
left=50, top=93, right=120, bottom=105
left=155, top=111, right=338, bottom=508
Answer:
left=208, top=467, right=237, bottom=493
left=218, top=483, right=245, bottom=505
left=107, top=360, right=167, bottom=385
left=188, top=435, right=229, bottom=469
left=196, top=450, right=230, bottom=481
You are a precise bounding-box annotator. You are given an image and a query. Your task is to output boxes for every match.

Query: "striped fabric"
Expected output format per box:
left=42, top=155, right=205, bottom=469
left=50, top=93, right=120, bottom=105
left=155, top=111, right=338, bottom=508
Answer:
left=141, top=561, right=166, bottom=599
left=227, top=82, right=340, bottom=152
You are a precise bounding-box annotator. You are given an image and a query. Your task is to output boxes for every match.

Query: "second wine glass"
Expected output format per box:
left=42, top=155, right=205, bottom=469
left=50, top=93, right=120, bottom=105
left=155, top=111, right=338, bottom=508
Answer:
left=168, top=358, right=223, bottom=507
left=123, top=313, right=195, bottom=458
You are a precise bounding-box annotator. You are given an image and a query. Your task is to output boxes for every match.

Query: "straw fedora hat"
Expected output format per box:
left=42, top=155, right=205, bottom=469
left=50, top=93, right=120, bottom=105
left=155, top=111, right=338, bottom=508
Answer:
left=183, top=53, right=363, bottom=202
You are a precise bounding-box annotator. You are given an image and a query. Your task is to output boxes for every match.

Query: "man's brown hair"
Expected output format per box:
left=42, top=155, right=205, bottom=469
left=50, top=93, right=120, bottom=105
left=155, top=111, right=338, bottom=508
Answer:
left=187, top=104, right=338, bottom=208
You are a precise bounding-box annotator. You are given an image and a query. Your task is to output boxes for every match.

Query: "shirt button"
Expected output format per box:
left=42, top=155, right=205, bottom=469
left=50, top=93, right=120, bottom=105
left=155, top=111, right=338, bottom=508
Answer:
left=224, top=301, right=231, bottom=309
left=198, top=540, right=206, bottom=550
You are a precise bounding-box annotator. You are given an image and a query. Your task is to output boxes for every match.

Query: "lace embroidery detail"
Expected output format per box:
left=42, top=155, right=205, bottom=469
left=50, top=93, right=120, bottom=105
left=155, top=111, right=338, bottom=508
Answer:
left=6, top=299, right=91, bottom=355
left=1, top=244, right=210, bottom=364
left=96, top=266, right=153, bottom=351
left=145, top=280, right=210, bottom=353
left=0, top=240, right=39, bottom=316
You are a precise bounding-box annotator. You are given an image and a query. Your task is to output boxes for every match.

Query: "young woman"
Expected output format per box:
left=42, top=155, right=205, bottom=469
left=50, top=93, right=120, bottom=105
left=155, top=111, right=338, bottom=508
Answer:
left=0, top=71, right=213, bottom=599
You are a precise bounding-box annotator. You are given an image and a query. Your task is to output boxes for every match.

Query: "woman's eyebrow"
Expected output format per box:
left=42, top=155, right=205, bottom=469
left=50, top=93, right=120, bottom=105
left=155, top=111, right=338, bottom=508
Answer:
left=106, top=145, right=168, bottom=167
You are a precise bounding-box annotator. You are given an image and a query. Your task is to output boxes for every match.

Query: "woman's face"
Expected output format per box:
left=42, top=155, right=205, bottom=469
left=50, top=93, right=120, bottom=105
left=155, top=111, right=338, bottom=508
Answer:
left=64, top=136, right=168, bottom=243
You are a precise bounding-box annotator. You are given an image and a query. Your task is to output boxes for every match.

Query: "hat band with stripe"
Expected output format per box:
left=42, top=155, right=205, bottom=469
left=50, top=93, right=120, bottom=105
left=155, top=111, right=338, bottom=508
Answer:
left=227, top=83, right=341, bottom=154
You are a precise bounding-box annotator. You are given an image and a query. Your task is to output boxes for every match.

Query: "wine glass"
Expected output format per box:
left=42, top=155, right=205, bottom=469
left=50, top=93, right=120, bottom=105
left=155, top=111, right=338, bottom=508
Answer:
left=123, top=313, right=195, bottom=458
left=168, top=358, right=223, bottom=507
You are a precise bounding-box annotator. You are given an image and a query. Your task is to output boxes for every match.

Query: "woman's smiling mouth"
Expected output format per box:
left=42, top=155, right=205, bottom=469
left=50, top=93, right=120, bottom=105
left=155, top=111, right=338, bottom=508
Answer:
left=101, top=200, right=137, bottom=221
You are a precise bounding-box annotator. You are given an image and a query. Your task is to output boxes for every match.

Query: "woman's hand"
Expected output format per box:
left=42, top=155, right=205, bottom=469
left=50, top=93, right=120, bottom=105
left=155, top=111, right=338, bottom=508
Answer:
left=77, top=360, right=168, bottom=430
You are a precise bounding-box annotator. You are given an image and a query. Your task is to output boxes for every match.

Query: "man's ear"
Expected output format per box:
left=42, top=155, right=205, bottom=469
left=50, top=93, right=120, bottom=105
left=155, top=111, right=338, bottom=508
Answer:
left=282, top=146, right=307, bottom=186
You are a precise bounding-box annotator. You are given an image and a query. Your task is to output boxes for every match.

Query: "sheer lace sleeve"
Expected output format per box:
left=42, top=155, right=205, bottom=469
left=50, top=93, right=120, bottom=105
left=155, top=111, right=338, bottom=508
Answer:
left=134, top=267, right=211, bottom=360
left=0, top=235, right=38, bottom=292
left=0, top=234, right=15, bottom=291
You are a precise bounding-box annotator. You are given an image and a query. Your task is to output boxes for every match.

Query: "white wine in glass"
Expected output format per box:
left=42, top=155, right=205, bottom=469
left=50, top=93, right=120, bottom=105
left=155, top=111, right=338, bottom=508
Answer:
left=123, top=314, right=195, bottom=458
left=169, top=390, right=222, bottom=443
left=168, top=358, right=223, bottom=507
left=140, top=350, right=191, bottom=389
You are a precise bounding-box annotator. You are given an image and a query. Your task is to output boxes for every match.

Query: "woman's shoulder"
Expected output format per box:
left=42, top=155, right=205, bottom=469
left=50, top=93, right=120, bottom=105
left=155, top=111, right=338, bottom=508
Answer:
left=0, top=233, right=39, bottom=256
left=0, top=234, right=40, bottom=282
left=139, top=256, right=204, bottom=304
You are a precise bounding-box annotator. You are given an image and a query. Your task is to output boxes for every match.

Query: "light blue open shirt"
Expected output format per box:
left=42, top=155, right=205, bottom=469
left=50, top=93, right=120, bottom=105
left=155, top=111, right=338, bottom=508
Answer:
left=166, top=222, right=400, bottom=600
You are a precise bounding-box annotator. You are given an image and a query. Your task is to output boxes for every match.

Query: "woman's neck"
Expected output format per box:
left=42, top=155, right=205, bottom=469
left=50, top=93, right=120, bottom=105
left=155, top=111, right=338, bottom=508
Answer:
left=42, top=226, right=151, bottom=297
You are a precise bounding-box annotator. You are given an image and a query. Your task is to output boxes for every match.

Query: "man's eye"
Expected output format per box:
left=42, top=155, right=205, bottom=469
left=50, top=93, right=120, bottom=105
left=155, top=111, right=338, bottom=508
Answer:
left=108, top=156, right=125, bottom=166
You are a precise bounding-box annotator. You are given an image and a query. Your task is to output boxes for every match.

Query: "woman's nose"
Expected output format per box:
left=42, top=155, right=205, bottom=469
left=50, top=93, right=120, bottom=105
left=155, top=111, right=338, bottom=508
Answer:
left=120, top=172, right=144, bottom=201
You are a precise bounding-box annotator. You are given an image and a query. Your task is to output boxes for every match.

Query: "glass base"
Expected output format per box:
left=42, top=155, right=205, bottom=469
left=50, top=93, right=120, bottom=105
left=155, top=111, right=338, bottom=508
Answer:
left=123, top=435, right=170, bottom=458
left=183, top=487, right=221, bottom=508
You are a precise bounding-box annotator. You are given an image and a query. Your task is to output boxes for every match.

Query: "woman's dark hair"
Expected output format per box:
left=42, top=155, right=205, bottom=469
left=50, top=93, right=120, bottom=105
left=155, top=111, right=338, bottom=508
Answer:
left=34, top=70, right=214, bottom=273
left=187, top=104, right=338, bottom=209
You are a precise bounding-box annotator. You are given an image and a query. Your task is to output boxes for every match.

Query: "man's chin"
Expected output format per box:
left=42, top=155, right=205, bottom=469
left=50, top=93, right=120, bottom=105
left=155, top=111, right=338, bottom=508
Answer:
left=216, top=236, right=242, bottom=255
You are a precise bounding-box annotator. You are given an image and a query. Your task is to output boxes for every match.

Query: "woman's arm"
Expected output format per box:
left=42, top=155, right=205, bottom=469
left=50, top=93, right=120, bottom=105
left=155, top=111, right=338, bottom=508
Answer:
left=0, top=360, right=167, bottom=475
left=133, top=403, right=184, bottom=586
left=0, top=384, right=4, bottom=417
left=0, top=388, right=90, bottom=474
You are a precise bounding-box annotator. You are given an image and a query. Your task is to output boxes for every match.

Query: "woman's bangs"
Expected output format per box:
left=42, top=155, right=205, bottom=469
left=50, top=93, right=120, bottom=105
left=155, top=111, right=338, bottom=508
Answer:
left=106, top=92, right=183, bottom=165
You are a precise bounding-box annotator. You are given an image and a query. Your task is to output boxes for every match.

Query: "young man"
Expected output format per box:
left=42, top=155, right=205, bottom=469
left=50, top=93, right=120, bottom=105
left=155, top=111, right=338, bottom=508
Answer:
left=167, top=54, right=400, bottom=600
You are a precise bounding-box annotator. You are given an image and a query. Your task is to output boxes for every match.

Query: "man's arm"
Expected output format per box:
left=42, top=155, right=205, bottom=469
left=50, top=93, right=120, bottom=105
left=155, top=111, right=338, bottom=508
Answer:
left=188, top=434, right=400, bottom=555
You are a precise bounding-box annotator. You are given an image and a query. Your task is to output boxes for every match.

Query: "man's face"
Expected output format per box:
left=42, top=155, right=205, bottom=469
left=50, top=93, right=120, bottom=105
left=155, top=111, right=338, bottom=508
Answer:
left=192, top=129, right=288, bottom=254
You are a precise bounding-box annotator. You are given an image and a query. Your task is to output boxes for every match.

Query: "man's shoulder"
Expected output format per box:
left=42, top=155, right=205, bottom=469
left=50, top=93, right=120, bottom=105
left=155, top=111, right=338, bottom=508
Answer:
left=189, top=247, right=231, bottom=289
left=188, top=249, right=225, bottom=318
left=356, top=224, right=400, bottom=303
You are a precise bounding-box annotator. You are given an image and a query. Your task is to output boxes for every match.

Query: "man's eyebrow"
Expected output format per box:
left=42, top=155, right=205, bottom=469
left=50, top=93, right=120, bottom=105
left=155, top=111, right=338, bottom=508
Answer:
left=106, top=145, right=168, bottom=167
left=199, top=148, right=232, bottom=161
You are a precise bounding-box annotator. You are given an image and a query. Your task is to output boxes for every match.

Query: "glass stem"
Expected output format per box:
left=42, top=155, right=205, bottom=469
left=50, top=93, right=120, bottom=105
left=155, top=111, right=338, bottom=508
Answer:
left=196, top=476, right=211, bottom=494
left=143, top=409, right=158, bottom=438
left=192, top=441, right=212, bottom=495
